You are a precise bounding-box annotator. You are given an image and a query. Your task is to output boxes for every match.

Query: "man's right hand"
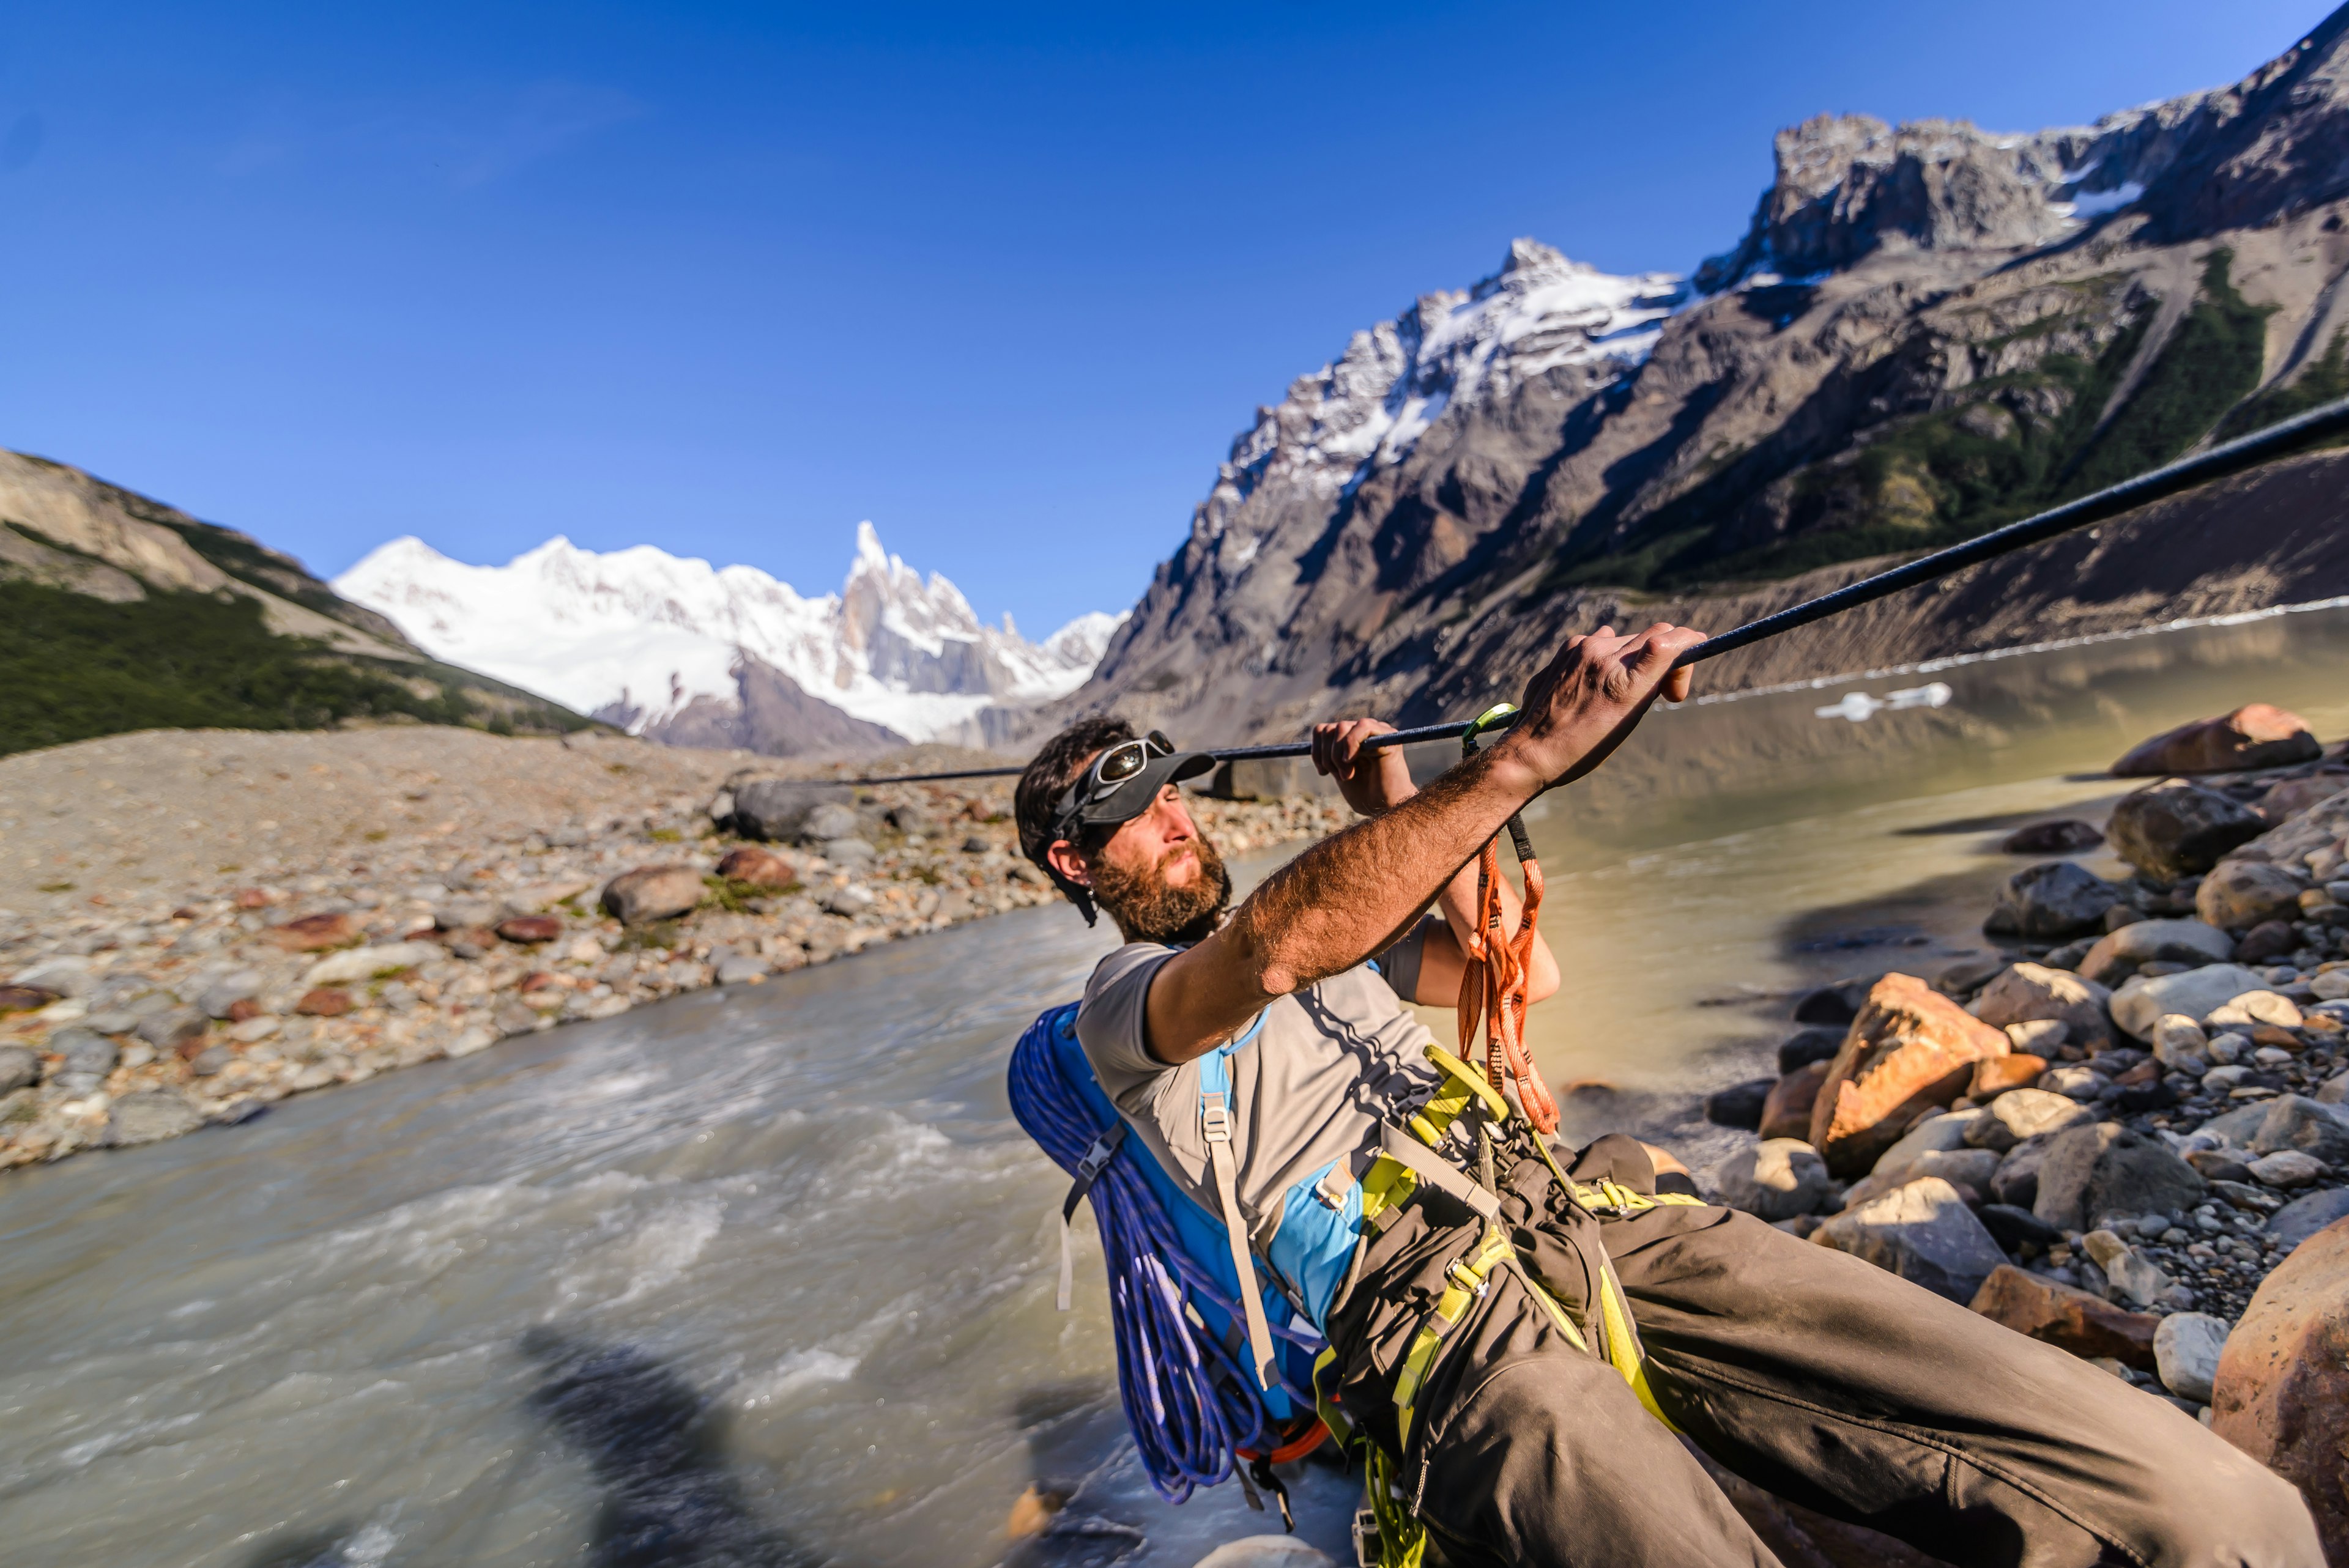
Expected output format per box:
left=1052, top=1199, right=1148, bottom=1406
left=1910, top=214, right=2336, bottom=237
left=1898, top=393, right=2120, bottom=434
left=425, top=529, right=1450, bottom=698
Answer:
left=1489, top=622, right=1705, bottom=795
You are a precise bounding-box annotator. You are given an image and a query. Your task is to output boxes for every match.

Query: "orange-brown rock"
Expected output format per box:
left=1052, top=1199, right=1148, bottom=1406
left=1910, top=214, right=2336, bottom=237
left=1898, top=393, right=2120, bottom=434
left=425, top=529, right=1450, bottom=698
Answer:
left=233, top=887, right=274, bottom=909
left=2252, top=1023, right=2305, bottom=1051
left=1811, top=975, right=2010, bottom=1176
left=1970, top=1054, right=2046, bottom=1100
left=1969, top=1263, right=2159, bottom=1369
left=223, top=997, right=261, bottom=1023
left=2112, top=1058, right=2159, bottom=1087
left=2211, top=1216, right=2349, bottom=1561
left=715, top=845, right=800, bottom=889
left=495, top=915, right=562, bottom=944
left=266, top=912, right=358, bottom=952
left=2113, top=703, right=2321, bottom=776
left=601, top=864, right=704, bottom=925
left=519, top=971, right=562, bottom=994
left=1760, top=1060, right=1833, bottom=1141
left=0, top=985, right=58, bottom=1014
left=295, top=988, right=354, bottom=1017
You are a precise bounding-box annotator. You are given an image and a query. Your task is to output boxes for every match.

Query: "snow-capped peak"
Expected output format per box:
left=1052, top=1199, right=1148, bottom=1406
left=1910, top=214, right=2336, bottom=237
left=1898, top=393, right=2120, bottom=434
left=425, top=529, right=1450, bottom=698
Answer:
left=1198, top=240, right=1687, bottom=541
left=334, top=524, right=1115, bottom=746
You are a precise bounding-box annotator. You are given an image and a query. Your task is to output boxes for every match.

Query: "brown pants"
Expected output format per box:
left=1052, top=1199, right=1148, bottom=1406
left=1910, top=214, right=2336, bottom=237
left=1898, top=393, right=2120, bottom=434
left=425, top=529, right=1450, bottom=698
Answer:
left=1323, top=1135, right=2321, bottom=1568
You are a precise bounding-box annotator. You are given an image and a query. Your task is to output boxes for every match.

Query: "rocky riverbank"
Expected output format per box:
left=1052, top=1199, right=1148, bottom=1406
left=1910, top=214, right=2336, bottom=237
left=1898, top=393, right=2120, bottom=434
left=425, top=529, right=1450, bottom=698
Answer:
left=0, top=725, right=1345, bottom=1173
left=1698, top=702, right=2349, bottom=1553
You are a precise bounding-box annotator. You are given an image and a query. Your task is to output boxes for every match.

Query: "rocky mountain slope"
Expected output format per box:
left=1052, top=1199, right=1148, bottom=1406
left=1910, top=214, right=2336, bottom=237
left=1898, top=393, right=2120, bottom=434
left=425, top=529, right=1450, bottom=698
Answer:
left=336, top=524, right=1121, bottom=758
left=1053, top=6, right=2349, bottom=745
left=0, top=451, right=588, bottom=756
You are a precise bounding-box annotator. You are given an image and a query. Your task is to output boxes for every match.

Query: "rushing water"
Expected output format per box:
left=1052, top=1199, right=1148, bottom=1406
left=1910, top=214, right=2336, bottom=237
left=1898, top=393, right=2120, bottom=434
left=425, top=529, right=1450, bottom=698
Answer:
left=6, top=604, right=2349, bottom=1568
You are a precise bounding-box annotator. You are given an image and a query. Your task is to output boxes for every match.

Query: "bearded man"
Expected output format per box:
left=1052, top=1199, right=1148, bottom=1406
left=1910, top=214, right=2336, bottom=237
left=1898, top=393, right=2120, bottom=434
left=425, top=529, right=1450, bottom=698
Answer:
left=1012, top=623, right=2316, bottom=1568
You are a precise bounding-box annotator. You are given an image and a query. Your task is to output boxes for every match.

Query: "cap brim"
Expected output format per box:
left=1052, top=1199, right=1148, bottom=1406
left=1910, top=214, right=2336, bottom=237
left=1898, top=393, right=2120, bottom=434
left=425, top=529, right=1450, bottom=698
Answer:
left=1067, top=750, right=1217, bottom=831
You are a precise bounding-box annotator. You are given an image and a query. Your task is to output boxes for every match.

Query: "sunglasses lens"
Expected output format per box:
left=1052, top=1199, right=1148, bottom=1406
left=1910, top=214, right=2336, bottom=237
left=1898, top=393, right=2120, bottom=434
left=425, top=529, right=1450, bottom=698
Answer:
left=1147, top=730, right=1174, bottom=756
left=1097, top=742, right=1146, bottom=785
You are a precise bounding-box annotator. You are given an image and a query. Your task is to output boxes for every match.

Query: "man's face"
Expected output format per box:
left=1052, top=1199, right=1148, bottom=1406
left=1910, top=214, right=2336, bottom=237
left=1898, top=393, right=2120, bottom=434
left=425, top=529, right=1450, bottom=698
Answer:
left=1052, top=769, right=1231, bottom=945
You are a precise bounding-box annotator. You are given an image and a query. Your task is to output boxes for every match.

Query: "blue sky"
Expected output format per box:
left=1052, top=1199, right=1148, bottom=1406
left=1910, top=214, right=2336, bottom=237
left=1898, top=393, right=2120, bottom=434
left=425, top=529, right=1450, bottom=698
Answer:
left=0, top=1, right=2324, bottom=635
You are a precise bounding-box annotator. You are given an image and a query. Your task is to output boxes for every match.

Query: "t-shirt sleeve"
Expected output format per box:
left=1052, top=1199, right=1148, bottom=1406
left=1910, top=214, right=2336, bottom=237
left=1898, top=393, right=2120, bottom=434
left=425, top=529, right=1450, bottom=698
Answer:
left=1075, top=942, right=1179, bottom=1103
left=1370, top=914, right=1441, bottom=1005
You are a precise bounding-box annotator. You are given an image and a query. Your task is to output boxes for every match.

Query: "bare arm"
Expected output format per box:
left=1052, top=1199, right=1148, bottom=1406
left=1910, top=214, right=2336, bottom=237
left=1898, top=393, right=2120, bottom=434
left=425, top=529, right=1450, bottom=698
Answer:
left=1141, top=623, right=1702, bottom=1063
left=1307, top=717, right=1556, bottom=1008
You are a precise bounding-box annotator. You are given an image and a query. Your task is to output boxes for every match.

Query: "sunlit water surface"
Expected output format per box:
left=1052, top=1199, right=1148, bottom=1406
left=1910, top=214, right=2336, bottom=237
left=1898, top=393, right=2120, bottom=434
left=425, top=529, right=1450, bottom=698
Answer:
left=5, top=605, right=2349, bottom=1567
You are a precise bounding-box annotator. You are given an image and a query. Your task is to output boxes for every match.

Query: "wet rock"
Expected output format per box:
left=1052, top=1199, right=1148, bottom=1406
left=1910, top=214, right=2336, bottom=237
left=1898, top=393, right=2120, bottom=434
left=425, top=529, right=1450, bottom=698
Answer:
left=2000, top=819, right=2104, bottom=854
left=2112, top=704, right=2320, bottom=777
left=2269, top=1188, right=2349, bottom=1251
left=1976, top=1203, right=2065, bottom=1254
left=2077, top=919, right=2235, bottom=986
left=2245, top=1095, right=2349, bottom=1167
left=1964, top=1087, right=2093, bottom=1153
left=265, top=911, right=360, bottom=952
left=496, top=915, right=563, bottom=944
left=2153, top=1311, right=2227, bottom=1403
left=1810, top=975, right=2009, bottom=1176
left=714, top=953, right=768, bottom=986
left=2033, top=1123, right=2206, bottom=1230
left=0, top=1045, right=39, bottom=1092
left=2105, top=780, right=2266, bottom=880
left=2236, top=920, right=2301, bottom=965
left=1759, top=1060, right=1831, bottom=1141
left=1991, top=1134, right=2054, bottom=1208
left=2197, top=861, right=2307, bottom=933
left=1972, top=962, right=2113, bottom=1052
left=601, top=865, right=704, bottom=925
left=1970, top=1053, right=2047, bottom=1099
left=2110, top=963, right=2268, bottom=1039
left=107, top=1089, right=204, bottom=1147
left=2211, top=1213, right=2349, bottom=1561
left=1969, top=1263, right=2159, bottom=1366
left=729, top=780, right=852, bottom=843
left=1842, top=1147, right=2000, bottom=1210
left=2080, top=1229, right=2171, bottom=1307
left=1714, top=1138, right=1831, bottom=1220
left=1792, top=975, right=1880, bottom=1026
left=1813, top=1177, right=2009, bottom=1303
left=302, top=941, right=442, bottom=987
left=297, top=988, right=354, bottom=1016
left=714, top=845, right=799, bottom=889
left=1703, top=1078, right=1774, bottom=1130
left=1776, top=1027, right=1846, bottom=1073
left=2248, top=1150, right=2328, bottom=1188
left=133, top=1006, right=207, bottom=1052
left=1985, top=861, right=2120, bottom=939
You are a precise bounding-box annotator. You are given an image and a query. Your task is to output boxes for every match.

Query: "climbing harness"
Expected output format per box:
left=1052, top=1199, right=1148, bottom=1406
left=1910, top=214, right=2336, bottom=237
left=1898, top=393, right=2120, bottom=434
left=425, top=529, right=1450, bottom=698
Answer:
left=823, top=389, right=2349, bottom=788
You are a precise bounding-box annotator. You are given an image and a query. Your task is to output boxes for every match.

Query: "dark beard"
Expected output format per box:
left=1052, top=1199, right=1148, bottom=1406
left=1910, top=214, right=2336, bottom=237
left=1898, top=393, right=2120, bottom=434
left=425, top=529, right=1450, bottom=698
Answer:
left=1091, top=834, right=1232, bottom=946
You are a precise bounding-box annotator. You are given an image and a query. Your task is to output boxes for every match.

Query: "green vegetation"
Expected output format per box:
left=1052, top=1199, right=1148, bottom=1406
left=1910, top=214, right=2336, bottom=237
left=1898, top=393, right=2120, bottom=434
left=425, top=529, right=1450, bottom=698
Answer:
left=0, top=579, right=574, bottom=758
left=1557, top=252, right=2288, bottom=593
left=2213, top=327, right=2349, bottom=443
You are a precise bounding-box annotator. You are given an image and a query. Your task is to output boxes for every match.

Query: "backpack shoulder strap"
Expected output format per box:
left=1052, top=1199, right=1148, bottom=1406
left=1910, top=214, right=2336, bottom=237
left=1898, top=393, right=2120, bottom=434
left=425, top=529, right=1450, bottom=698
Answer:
left=1197, top=1017, right=1278, bottom=1391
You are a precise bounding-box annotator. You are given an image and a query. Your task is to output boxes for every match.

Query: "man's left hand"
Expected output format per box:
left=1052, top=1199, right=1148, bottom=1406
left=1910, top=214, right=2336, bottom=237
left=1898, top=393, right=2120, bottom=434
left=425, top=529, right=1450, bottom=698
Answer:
left=1312, top=719, right=1416, bottom=816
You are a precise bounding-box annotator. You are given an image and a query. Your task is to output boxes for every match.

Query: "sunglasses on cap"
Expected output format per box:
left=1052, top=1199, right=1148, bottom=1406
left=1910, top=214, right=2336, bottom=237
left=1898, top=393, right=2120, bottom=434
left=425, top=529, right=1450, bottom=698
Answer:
left=1050, top=729, right=1222, bottom=847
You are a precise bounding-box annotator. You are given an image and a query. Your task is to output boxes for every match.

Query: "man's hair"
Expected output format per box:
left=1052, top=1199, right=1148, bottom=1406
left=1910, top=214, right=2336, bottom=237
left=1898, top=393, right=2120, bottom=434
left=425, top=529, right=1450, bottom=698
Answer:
left=1014, top=714, right=1136, bottom=875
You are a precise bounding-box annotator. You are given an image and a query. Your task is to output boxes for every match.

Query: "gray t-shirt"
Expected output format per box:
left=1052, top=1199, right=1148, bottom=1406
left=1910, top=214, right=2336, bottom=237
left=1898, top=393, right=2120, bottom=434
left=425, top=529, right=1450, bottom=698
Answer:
left=1074, top=920, right=1442, bottom=1270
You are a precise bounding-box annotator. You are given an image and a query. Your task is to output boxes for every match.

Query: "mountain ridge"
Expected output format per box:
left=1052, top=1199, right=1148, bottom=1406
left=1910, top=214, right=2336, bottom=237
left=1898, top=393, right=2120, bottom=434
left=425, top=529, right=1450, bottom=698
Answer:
left=1042, top=4, right=2349, bottom=747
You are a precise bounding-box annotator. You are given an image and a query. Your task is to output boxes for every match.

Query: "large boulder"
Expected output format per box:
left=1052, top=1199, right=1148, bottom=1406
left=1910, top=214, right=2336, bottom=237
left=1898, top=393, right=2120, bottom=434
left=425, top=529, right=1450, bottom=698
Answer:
left=729, top=780, right=853, bottom=843
left=600, top=866, right=705, bottom=926
left=1812, top=1177, right=2009, bottom=1303
left=1713, top=1139, right=1832, bottom=1220
left=2227, top=788, right=2349, bottom=869
left=1970, top=963, right=2113, bottom=1052
left=1759, top=1059, right=1832, bottom=1141
left=1809, top=976, right=2008, bottom=1176
left=2104, top=780, right=2267, bottom=879
left=2211, top=1215, right=2349, bottom=1562
left=2196, top=860, right=2308, bottom=933
left=2112, top=703, right=2320, bottom=777
left=2109, top=963, right=2268, bottom=1040
left=1963, top=1087, right=2095, bottom=1153
left=2270, top=1188, right=2349, bottom=1252
left=1969, top=1263, right=2159, bottom=1367
left=1702, top=1078, right=1773, bottom=1131
left=2076, top=919, right=2235, bottom=986
left=2032, top=1123, right=2207, bottom=1231
left=1983, top=862, right=2120, bottom=939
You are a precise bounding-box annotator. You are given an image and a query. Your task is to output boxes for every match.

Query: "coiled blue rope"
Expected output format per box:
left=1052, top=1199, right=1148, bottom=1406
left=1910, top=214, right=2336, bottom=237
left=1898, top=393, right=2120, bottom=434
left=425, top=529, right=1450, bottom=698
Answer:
left=1008, top=1004, right=1322, bottom=1503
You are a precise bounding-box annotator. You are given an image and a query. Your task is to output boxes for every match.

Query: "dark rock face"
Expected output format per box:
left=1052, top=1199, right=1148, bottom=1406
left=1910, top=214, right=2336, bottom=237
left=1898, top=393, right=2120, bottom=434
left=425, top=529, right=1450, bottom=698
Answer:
left=1985, top=862, right=2119, bottom=939
left=2031, top=1123, right=2207, bottom=1231
left=2105, top=780, right=2266, bottom=879
left=2000, top=820, right=2104, bottom=855
left=728, top=781, right=853, bottom=844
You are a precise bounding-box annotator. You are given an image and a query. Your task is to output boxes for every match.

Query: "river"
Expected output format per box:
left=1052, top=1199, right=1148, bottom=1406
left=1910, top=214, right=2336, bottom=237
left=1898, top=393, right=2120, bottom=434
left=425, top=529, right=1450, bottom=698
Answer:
left=5, top=603, right=2349, bottom=1568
